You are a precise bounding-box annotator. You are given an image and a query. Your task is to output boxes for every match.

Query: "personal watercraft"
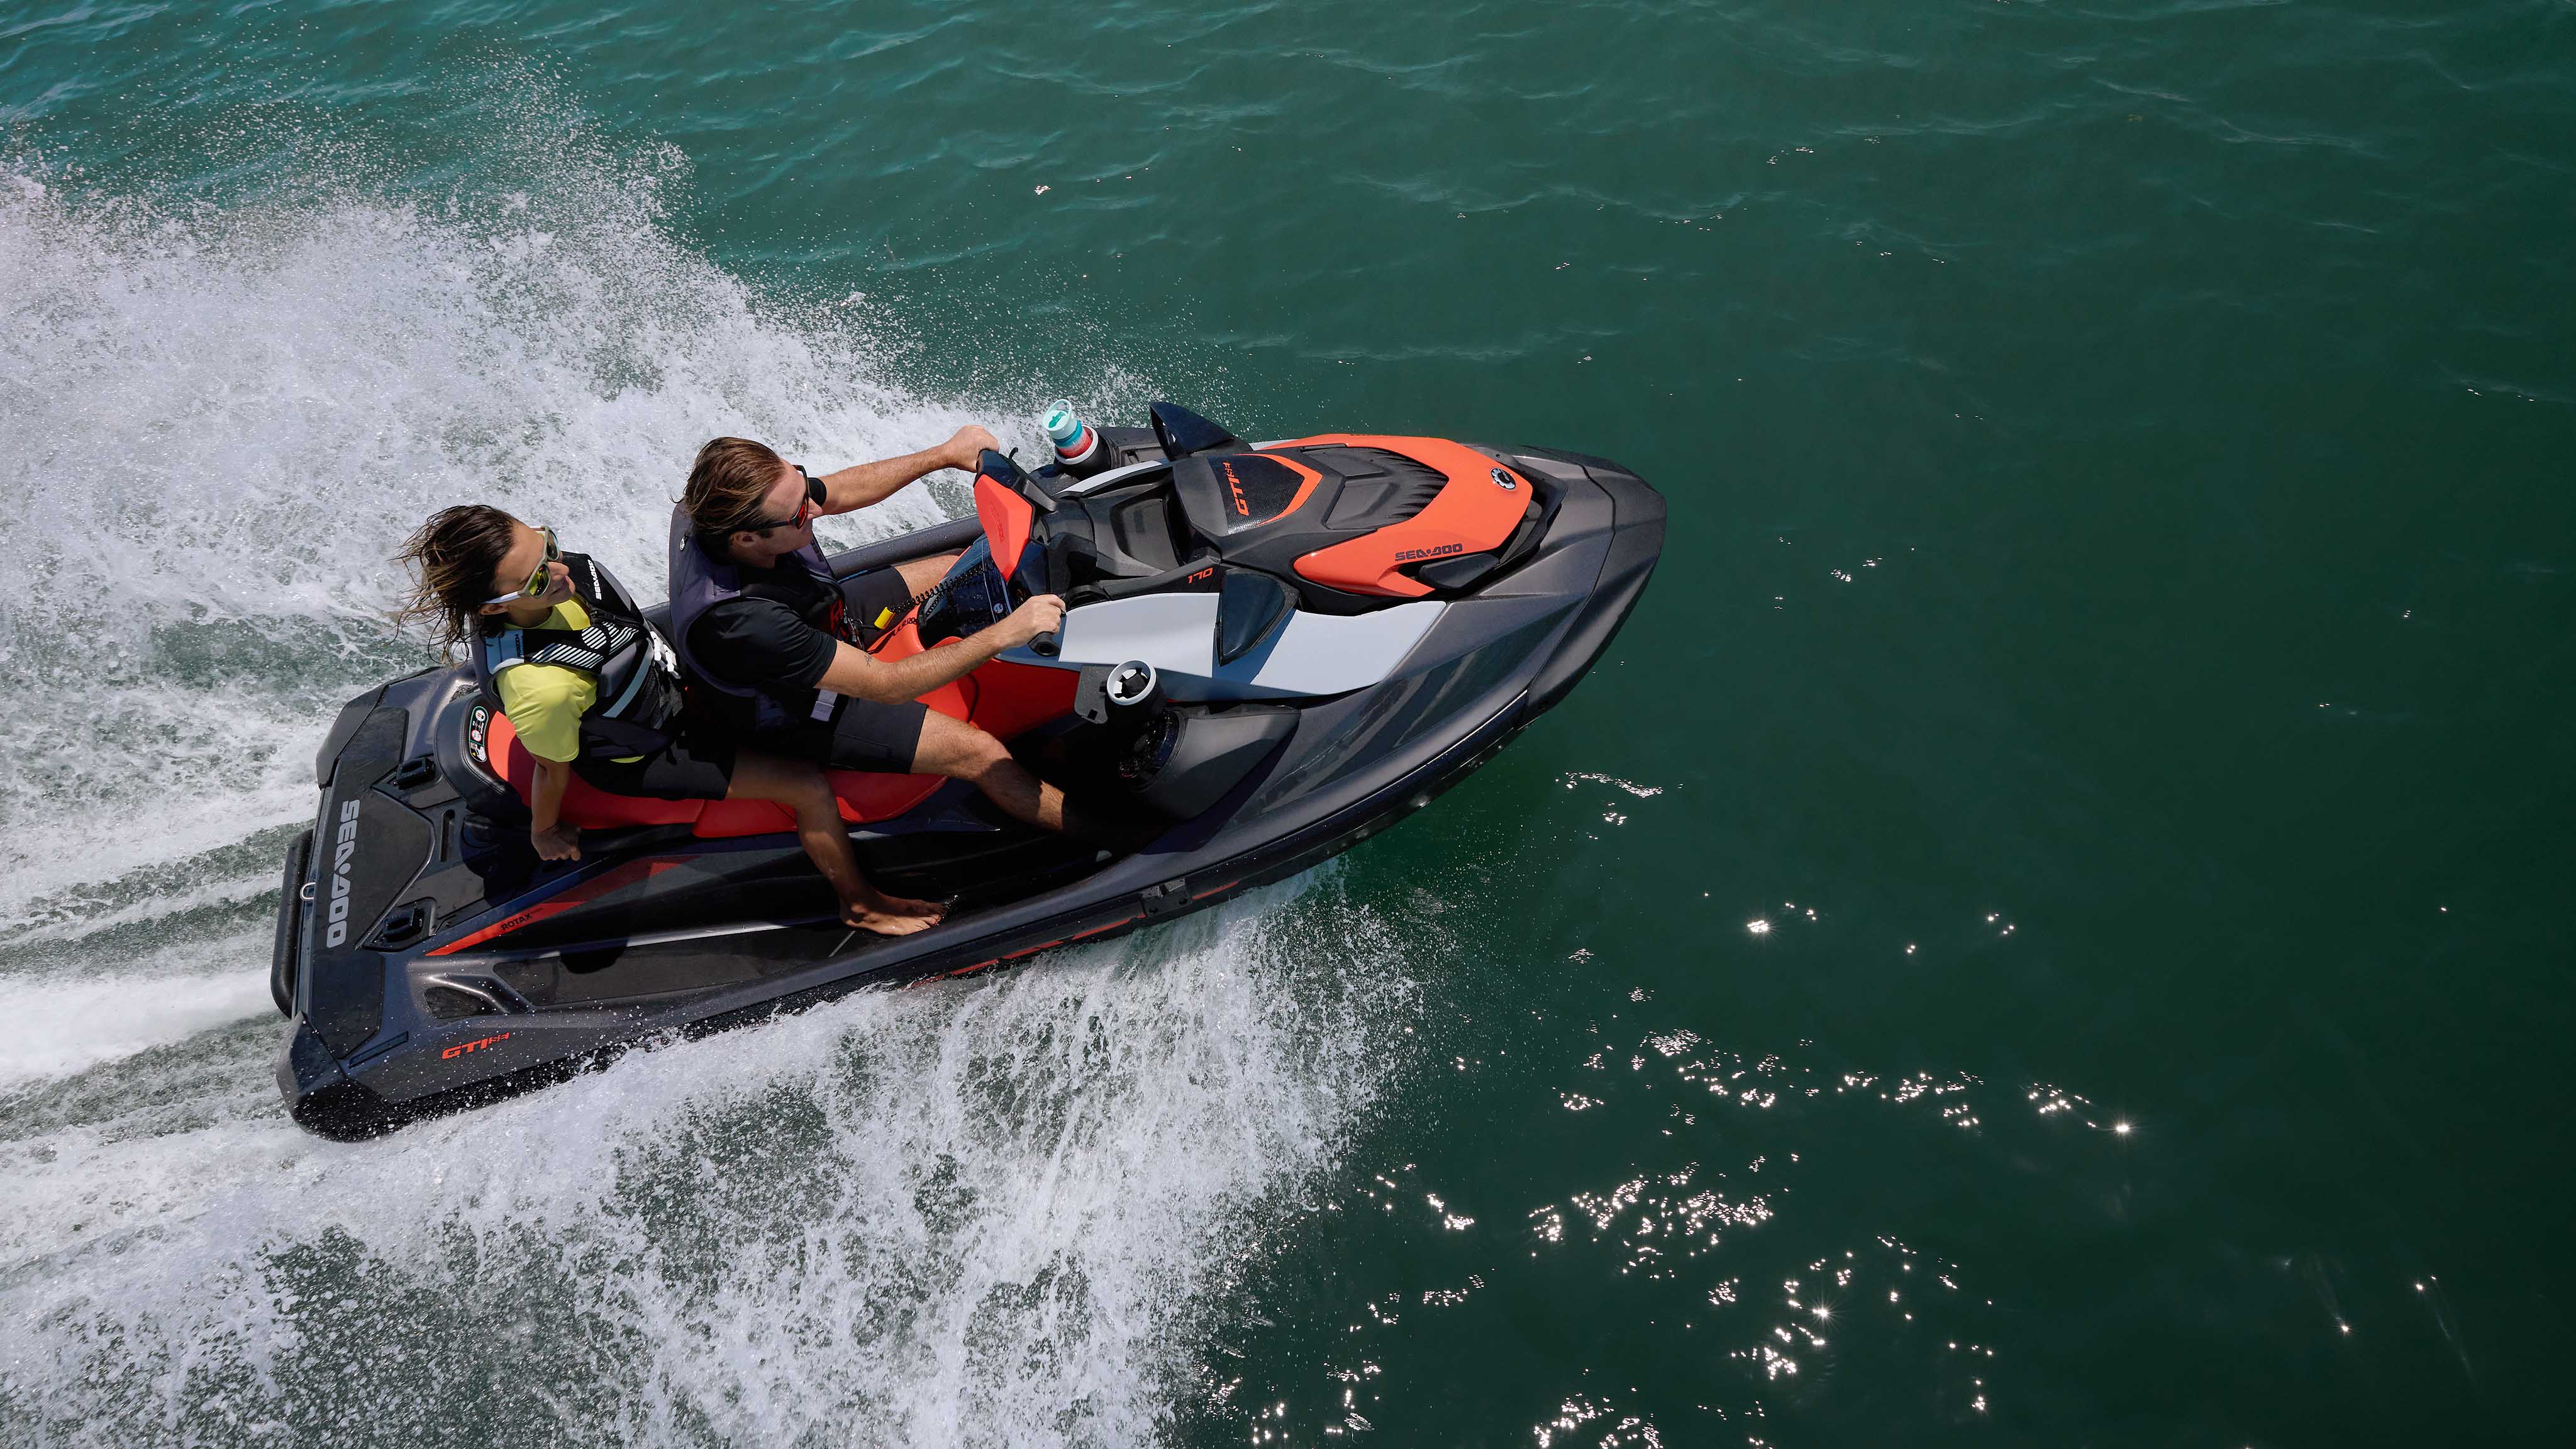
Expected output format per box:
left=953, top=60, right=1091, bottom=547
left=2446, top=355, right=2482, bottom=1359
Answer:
left=272, top=404, right=1663, bottom=1137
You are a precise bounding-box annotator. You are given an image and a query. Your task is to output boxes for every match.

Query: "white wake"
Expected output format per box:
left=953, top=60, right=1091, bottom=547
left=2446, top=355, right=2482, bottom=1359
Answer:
left=0, top=122, right=1405, bottom=1448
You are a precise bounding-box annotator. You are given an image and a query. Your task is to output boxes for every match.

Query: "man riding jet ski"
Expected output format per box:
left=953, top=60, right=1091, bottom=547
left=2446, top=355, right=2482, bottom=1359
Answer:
left=669, top=430, right=1094, bottom=836
left=275, top=402, right=1664, bottom=1137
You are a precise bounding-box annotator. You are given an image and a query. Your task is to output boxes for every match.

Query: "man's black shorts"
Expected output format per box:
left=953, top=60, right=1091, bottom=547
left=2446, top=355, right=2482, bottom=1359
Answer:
left=825, top=567, right=931, bottom=770
left=755, top=696, right=930, bottom=774
left=571, top=730, right=738, bottom=801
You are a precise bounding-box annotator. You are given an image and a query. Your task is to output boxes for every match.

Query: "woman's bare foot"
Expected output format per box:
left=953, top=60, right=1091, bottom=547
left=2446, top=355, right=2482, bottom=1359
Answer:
left=840, top=889, right=945, bottom=936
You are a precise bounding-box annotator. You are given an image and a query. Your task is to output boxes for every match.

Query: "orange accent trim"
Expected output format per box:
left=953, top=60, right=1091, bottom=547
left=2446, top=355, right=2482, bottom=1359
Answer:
left=426, top=859, right=681, bottom=956
left=974, top=470, right=1036, bottom=575
left=1191, top=879, right=1241, bottom=901
left=936, top=909, right=1155, bottom=982
left=1276, top=436, right=1530, bottom=598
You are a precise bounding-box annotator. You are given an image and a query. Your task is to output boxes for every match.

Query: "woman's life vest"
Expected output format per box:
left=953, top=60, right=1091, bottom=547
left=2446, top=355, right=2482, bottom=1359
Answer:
left=665, top=503, right=861, bottom=735
left=471, top=552, right=685, bottom=760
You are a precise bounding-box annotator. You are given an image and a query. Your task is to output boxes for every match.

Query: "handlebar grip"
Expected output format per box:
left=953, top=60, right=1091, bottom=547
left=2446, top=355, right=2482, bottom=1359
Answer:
left=1028, top=630, right=1061, bottom=658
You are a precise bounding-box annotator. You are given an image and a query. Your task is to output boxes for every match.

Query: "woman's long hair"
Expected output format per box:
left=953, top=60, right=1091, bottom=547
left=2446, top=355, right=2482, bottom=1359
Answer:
left=396, top=504, right=519, bottom=657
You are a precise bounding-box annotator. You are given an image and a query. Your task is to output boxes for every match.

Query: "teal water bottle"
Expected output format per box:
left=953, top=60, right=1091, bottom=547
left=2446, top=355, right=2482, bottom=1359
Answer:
left=1042, top=399, right=1106, bottom=476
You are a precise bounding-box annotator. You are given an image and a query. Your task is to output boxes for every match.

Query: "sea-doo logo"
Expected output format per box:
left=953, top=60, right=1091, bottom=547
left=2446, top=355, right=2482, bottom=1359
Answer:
left=441, top=1031, right=513, bottom=1060
left=1395, top=542, right=1465, bottom=564
left=1490, top=468, right=1519, bottom=491
left=324, top=799, right=360, bottom=947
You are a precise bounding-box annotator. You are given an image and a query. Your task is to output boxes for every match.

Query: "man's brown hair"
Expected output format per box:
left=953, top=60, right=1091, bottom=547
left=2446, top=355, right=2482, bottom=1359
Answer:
left=685, top=436, right=789, bottom=538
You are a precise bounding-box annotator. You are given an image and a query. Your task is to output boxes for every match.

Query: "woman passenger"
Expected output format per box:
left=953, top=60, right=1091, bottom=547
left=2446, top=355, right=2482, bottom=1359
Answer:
left=396, top=506, right=940, bottom=936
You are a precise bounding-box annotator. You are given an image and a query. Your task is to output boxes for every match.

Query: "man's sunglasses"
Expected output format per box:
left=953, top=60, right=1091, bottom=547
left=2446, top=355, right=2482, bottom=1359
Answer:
left=742, top=467, right=827, bottom=533
left=483, top=525, right=561, bottom=606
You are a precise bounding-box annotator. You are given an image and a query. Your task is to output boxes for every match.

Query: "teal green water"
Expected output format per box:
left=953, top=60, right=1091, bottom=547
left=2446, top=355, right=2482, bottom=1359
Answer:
left=4, top=2, right=2572, bottom=1444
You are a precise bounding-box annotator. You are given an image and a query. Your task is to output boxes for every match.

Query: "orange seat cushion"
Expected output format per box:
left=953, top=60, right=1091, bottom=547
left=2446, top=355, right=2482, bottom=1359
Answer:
left=486, top=713, right=706, bottom=830
left=482, top=631, right=1077, bottom=838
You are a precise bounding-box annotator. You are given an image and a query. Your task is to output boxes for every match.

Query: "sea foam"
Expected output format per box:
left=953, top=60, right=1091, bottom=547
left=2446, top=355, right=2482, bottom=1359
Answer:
left=0, top=118, right=1404, bottom=1447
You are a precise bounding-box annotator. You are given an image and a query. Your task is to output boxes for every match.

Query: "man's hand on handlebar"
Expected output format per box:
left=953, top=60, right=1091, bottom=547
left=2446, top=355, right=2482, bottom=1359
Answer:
left=944, top=425, right=1002, bottom=472
left=992, top=594, right=1066, bottom=649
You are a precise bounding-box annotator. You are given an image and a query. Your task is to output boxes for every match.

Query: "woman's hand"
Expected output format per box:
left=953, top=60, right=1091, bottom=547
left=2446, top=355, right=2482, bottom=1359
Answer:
left=528, top=758, right=579, bottom=859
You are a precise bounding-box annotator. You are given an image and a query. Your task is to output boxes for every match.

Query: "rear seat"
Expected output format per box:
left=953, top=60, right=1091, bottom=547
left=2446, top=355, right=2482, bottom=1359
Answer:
left=483, top=710, right=947, bottom=836
left=479, top=624, right=1077, bottom=840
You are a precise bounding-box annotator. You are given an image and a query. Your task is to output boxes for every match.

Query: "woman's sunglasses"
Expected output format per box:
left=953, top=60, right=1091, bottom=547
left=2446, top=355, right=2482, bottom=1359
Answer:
left=483, top=525, right=561, bottom=606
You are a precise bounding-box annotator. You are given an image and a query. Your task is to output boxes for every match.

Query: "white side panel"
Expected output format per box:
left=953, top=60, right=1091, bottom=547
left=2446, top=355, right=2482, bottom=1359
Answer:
left=1045, top=593, right=1218, bottom=676
left=1001, top=596, right=1448, bottom=701
left=1220, top=602, right=1445, bottom=697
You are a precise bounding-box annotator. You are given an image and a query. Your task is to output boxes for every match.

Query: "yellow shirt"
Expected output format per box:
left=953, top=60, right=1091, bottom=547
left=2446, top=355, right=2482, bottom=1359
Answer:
left=493, top=601, right=643, bottom=764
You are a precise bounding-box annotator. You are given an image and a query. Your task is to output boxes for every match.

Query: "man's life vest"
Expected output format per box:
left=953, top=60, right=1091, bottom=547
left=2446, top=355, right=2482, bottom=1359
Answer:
left=472, top=552, right=685, bottom=760
left=665, top=503, right=860, bottom=735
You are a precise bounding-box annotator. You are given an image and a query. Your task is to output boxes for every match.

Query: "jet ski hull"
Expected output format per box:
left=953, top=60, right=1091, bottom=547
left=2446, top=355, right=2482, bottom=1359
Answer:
left=273, top=435, right=1662, bottom=1138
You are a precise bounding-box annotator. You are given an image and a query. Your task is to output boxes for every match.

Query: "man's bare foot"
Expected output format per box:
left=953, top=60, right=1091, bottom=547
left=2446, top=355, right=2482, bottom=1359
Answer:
left=841, top=891, right=945, bottom=936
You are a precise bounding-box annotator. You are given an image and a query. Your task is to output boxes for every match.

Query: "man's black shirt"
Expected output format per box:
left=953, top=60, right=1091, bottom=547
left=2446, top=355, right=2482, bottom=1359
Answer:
left=684, top=558, right=841, bottom=732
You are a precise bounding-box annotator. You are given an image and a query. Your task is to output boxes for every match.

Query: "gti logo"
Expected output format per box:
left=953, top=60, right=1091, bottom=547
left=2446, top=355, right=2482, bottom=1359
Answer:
left=441, top=1031, right=513, bottom=1060
left=325, top=798, right=360, bottom=947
